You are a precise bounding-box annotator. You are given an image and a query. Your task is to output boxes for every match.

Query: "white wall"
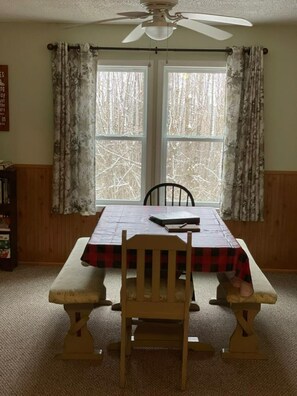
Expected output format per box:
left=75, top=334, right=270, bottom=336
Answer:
left=0, top=22, right=296, bottom=170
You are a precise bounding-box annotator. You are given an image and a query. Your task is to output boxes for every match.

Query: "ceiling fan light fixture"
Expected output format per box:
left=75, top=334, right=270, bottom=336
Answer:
left=145, top=25, right=174, bottom=40
left=142, top=20, right=176, bottom=40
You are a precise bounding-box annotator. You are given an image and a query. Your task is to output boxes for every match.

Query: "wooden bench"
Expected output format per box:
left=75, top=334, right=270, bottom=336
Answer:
left=49, top=237, right=111, bottom=360
left=210, top=238, right=278, bottom=359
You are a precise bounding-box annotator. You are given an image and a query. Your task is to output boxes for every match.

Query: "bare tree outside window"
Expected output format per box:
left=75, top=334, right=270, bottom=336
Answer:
left=163, top=69, right=225, bottom=204
left=96, top=68, right=146, bottom=202
left=95, top=64, right=226, bottom=205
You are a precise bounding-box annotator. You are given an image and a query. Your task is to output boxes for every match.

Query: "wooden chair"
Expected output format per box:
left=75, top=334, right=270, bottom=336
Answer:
left=120, top=230, right=193, bottom=390
left=144, top=182, right=197, bottom=308
left=143, top=182, right=195, bottom=206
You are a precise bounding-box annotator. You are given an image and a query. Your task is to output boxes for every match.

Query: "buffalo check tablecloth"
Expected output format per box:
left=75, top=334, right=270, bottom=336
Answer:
left=81, top=205, right=253, bottom=294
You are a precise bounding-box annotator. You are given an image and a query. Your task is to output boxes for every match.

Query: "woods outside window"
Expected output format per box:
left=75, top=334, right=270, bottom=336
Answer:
left=95, top=60, right=226, bottom=206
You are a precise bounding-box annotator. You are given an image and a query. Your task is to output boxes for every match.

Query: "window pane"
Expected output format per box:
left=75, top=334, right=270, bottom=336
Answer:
left=95, top=140, right=142, bottom=201
left=96, top=70, right=145, bottom=136
left=166, top=71, right=226, bottom=137
left=166, top=141, right=223, bottom=203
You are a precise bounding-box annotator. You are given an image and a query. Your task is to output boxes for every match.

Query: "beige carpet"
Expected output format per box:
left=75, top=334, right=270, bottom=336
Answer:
left=0, top=266, right=296, bottom=396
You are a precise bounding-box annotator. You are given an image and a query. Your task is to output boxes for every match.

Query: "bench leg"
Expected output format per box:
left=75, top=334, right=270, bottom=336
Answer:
left=222, top=302, right=267, bottom=359
left=56, top=303, right=103, bottom=360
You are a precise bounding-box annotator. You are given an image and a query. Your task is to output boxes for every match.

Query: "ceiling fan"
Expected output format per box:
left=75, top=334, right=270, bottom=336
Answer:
left=92, top=0, right=252, bottom=43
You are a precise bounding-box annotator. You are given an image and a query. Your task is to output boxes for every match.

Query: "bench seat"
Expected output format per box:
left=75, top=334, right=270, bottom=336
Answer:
left=210, top=238, right=278, bottom=360
left=49, top=237, right=110, bottom=360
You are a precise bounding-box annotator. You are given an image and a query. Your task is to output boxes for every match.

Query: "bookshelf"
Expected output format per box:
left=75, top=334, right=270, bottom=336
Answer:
left=0, top=167, right=17, bottom=271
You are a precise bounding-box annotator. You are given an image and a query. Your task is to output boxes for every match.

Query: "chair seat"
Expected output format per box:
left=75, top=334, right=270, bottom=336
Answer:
left=125, top=278, right=193, bottom=302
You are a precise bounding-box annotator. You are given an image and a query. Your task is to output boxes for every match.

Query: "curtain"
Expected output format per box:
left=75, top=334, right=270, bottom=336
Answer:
left=220, top=46, right=264, bottom=221
left=51, top=42, right=98, bottom=215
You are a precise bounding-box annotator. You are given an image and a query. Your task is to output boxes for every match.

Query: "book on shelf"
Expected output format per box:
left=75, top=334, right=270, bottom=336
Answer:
left=0, top=177, right=10, bottom=204
left=0, top=215, right=10, bottom=231
left=0, top=233, right=10, bottom=258
left=149, top=210, right=200, bottom=226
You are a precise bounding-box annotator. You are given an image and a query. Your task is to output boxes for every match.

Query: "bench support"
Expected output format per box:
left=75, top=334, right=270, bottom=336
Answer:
left=56, top=303, right=103, bottom=360
left=210, top=271, right=272, bottom=360
left=221, top=302, right=267, bottom=359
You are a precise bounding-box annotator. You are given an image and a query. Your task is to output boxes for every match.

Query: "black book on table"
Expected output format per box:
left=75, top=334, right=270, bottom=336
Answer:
left=149, top=211, right=200, bottom=226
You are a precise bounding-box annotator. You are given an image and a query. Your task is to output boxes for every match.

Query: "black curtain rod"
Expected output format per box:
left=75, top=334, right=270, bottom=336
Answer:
left=47, top=43, right=268, bottom=55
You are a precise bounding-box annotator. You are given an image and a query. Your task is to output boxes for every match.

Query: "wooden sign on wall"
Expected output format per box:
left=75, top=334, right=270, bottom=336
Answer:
left=0, top=65, right=9, bottom=131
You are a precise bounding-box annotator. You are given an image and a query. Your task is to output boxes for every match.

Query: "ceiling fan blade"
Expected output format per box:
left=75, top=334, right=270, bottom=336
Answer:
left=93, top=16, right=136, bottom=24
left=178, top=19, right=232, bottom=40
left=63, top=16, right=133, bottom=29
left=181, top=12, right=252, bottom=27
left=117, top=12, right=151, bottom=19
left=122, top=24, right=145, bottom=43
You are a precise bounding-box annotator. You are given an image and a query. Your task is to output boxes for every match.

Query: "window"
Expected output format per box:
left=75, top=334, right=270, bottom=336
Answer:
left=160, top=66, right=225, bottom=205
left=95, top=61, right=226, bottom=206
left=95, top=65, right=149, bottom=204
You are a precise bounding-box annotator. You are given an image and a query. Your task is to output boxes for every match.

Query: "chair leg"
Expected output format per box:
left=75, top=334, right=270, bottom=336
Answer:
left=126, top=318, right=132, bottom=355
left=179, top=272, right=196, bottom=301
left=120, top=317, right=127, bottom=387
left=181, top=318, right=189, bottom=391
left=180, top=273, right=199, bottom=311
left=190, top=272, right=196, bottom=301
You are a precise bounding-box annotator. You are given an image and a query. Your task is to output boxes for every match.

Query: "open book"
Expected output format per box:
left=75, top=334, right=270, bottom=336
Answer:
left=149, top=211, right=200, bottom=226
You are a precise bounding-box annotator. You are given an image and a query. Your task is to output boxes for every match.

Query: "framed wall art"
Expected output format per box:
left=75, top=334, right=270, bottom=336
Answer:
left=0, top=65, right=9, bottom=131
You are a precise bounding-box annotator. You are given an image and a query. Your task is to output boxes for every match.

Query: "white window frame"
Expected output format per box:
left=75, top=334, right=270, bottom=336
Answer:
left=154, top=60, right=226, bottom=207
left=95, top=60, right=154, bottom=206
left=95, top=59, right=226, bottom=207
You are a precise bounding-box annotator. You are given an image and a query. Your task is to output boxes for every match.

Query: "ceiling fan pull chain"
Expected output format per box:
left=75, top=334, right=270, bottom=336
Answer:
left=148, top=39, right=152, bottom=67
left=166, top=34, right=169, bottom=64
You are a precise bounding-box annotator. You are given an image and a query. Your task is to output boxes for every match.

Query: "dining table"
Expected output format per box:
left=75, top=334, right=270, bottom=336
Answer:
left=80, top=205, right=254, bottom=352
left=81, top=205, right=253, bottom=294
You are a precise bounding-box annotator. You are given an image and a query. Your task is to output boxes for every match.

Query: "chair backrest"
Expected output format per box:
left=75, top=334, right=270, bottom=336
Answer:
left=121, top=230, right=192, bottom=320
left=143, top=182, right=195, bottom=206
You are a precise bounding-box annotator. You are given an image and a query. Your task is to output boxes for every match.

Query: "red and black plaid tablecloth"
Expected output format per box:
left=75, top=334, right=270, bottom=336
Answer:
left=81, top=205, right=252, bottom=283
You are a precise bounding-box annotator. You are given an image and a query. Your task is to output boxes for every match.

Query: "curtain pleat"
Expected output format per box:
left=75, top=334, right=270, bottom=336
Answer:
left=51, top=43, right=98, bottom=215
left=220, top=46, right=264, bottom=221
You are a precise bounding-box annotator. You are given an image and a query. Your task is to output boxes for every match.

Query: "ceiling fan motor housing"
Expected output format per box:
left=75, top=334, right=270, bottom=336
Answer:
left=140, top=0, right=178, bottom=12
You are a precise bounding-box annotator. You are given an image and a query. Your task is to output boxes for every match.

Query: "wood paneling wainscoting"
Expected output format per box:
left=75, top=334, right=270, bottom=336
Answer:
left=16, top=165, right=297, bottom=271
left=225, top=171, right=297, bottom=271
left=16, top=165, right=100, bottom=265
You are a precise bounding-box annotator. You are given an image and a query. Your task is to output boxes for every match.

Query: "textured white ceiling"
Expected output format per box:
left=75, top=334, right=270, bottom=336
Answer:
left=0, top=0, right=297, bottom=24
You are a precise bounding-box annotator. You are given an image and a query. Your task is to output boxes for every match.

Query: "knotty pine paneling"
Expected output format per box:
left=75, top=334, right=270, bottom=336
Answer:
left=16, top=165, right=297, bottom=270
left=226, top=171, right=297, bottom=271
left=16, top=165, right=100, bottom=264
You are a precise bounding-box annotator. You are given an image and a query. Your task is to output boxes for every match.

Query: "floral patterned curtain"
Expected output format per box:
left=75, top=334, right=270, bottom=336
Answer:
left=51, top=43, right=98, bottom=215
left=220, top=46, right=264, bottom=221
